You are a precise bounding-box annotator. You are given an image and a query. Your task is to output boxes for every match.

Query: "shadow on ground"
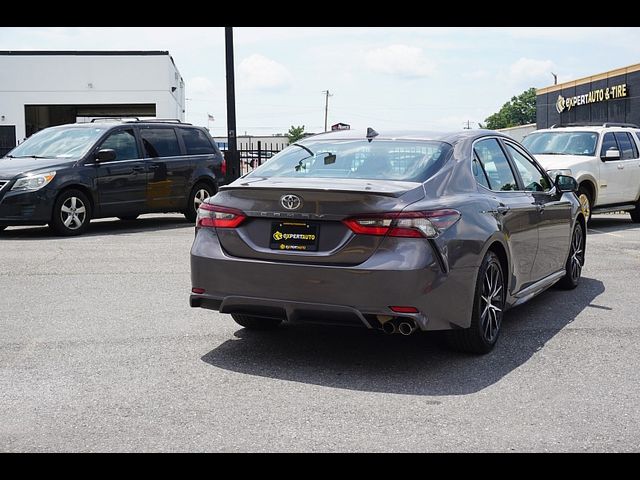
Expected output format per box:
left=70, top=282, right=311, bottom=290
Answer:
left=0, top=215, right=192, bottom=240
left=588, top=214, right=638, bottom=234
left=202, top=277, right=605, bottom=396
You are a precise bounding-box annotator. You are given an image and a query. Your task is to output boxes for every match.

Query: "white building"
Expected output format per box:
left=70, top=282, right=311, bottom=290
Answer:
left=496, top=123, right=537, bottom=143
left=0, top=51, right=185, bottom=155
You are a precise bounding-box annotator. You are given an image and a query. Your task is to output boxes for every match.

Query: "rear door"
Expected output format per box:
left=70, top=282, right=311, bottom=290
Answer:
left=598, top=132, right=630, bottom=205
left=94, top=127, right=148, bottom=217
left=614, top=132, right=640, bottom=202
left=473, top=138, right=539, bottom=291
left=139, top=126, right=191, bottom=211
left=503, top=139, right=572, bottom=281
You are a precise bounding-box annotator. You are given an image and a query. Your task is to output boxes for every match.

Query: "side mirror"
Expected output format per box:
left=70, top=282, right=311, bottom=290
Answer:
left=601, top=149, right=620, bottom=161
left=95, top=149, right=116, bottom=162
left=555, top=174, right=578, bottom=193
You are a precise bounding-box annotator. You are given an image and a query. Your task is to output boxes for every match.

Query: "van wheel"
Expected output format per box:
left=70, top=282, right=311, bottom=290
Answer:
left=447, top=251, right=505, bottom=354
left=50, top=189, right=92, bottom=236
left=232, top=314, right=282, bottom=330
left=184, top=182, right=214, bottom=222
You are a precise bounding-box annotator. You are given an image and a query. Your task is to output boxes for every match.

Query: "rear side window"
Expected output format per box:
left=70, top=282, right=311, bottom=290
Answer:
left=140, top=128, right=181, bottom=158
left=180, top=128, right=216, bottom=155
left=473, top=139, right=518, bottom=191
left=614, top=132, right=638, bottom=159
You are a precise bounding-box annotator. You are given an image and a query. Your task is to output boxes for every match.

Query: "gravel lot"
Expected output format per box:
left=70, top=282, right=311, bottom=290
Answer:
left=1, top=213, right=639, bottom=452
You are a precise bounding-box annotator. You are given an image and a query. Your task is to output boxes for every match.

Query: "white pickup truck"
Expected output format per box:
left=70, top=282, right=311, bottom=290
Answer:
left=522, top=123, right=640, bottom=222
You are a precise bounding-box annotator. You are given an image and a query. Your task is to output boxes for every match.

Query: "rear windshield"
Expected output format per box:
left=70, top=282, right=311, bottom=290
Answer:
left=522, top=131, right=598, bottom=156
left=246, top=139, right=452, bottom=182
left=7, top=126, right=106, bottom=160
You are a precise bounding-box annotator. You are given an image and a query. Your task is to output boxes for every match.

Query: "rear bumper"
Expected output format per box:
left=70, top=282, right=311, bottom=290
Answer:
left=0, top=188, right=55, bottom=226
left=190, top=229, right=477, bottom=330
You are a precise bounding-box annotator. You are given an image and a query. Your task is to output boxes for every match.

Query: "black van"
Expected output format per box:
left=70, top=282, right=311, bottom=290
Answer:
left=0, top=119, right=224, bottom=236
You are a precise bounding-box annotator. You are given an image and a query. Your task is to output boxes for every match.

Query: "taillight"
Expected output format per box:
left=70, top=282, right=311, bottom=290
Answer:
left=197, top=203, right=246, bottom=228
left=343, top=210, right=460, bottom=239
left=220, top=158, right=227, bottom=176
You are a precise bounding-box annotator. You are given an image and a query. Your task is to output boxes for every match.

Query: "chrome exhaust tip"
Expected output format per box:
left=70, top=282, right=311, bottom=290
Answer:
left=382, top=321, right=397, bottom=334
left=398, top=321, right=417, bottom=336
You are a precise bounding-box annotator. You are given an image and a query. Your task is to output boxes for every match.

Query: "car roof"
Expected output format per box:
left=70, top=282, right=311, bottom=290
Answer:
left=531, top=125, right=638, bottom=134
left=299, top=128, right=510, bottom=145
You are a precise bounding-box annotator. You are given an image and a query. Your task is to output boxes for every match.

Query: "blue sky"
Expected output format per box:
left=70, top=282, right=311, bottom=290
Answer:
left=1, top=27, right=639, bottom=136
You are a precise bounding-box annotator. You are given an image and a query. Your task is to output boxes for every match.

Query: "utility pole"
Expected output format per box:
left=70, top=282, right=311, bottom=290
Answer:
left=322, top=90, right=332, bottom=132
left=225, top=27, right=239, bottom=182
left=463, top=120, right=472, bottom=129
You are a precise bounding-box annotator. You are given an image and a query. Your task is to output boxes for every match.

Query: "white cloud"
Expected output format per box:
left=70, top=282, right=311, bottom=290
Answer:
left=188, top=76, right=216, bottom=96
left=238, top=54, right=293, bottom=91
left=365, top=44, right=435, bottom=78
left=508, top=57, right=555, bottom=87
left=463, top=69, right=489, bottom=80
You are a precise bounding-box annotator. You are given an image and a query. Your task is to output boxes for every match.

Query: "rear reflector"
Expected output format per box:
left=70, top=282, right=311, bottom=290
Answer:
left=192, top=287, right=206, bottom=294
left=389, top=306, right=419, bottom=313
left=343, top=210, right=460, bottom=239
left=197, top=203, right=246, bottom=228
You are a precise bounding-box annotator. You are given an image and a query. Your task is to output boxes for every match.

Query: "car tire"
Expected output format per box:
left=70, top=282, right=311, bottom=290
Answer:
left=577, top=185, right=592, bottom=223
left=556, top=222, right=585, bottom=290
left=447, top=251, right=505, bottom=354
left=184, top=182, right=215, bottom=222
left=231, top=314, right=282, bottom=330
left=118, top=215, right=139, bottom=221
left=50, top=189, right=92, bottom=236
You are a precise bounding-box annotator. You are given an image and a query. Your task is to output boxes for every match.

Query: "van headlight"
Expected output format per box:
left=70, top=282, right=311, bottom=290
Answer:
left=11, top=171, right=57, bottom=191
left=547, top=169, right=572, bottom=179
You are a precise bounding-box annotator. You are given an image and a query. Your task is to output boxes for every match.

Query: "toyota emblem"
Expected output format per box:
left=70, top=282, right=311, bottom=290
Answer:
left=280, top=194, right=302, bottom=210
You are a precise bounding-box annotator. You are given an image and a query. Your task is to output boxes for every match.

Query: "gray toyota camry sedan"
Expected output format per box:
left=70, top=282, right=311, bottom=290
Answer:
left=190, top=129, right=585, bottom=353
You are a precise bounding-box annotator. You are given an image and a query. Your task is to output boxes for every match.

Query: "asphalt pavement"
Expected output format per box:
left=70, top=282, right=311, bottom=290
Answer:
left=1, top=213, right=639, bottom=452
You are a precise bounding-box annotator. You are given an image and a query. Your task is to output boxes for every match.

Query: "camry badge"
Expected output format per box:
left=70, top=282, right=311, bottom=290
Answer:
left=280, top=194, right=302, bottom=210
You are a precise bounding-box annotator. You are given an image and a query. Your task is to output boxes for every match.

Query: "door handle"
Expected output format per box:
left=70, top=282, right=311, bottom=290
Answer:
left=132, top=166, right=145, bottom=173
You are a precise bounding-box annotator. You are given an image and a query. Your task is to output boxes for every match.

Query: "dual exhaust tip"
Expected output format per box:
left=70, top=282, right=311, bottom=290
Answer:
left=381, top=318, right=417, bottom=336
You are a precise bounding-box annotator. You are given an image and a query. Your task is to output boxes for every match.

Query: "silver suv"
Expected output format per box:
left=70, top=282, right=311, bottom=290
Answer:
left=522, top=123, right=640, bottom=222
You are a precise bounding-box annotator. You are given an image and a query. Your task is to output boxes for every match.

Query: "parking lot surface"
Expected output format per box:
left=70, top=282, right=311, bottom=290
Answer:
left=1, top=213, right=639, bottom=452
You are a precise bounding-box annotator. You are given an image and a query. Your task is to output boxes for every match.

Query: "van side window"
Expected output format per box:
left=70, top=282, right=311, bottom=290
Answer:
left=140, top=128, right=181, bottom=158
left=181, top=129, right=216, bottom=155
left=98, top=129, right=139, bottom=161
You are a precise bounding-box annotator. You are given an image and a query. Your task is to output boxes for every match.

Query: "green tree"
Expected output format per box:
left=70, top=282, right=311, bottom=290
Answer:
left=483, top=87, right=537, bottom=130
left=287, top=125, right=306, bottom=143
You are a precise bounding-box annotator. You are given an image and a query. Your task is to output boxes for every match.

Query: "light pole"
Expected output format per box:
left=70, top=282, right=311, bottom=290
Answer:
left=322, top=90, right=332, bottom=132
left=551, top=72, right=558, bottom=85
left=225, top=27, right=240, bottom=182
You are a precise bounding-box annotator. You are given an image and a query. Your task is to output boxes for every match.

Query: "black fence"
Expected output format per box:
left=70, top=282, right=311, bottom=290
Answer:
left=223, top=141, right=283, bottom=177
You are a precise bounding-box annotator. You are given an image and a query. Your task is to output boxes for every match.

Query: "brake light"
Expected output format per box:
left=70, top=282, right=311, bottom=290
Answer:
left=197, top=203, right=246, bottom=228
left=220, top=158, right=227, bottom=176
left=343, top=210, right=460, bottom=239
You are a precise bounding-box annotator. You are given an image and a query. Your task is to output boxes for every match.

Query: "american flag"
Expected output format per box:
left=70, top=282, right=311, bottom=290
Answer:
left=207, top=114, right=214, bottom=121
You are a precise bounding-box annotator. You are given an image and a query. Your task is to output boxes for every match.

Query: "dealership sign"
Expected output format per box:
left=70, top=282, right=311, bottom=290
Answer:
left=556, top=83, right=628, bottom=114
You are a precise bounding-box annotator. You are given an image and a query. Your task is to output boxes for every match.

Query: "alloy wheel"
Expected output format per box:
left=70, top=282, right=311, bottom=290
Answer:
left=570, top=225, right=584, bottom=282
left=578, top=193, right=591, bottom=220
left=60, top=196, right=87, bottom=230
left=480, top=262, right=504, bottom=343
left=194, top=189, right=211, bottom=212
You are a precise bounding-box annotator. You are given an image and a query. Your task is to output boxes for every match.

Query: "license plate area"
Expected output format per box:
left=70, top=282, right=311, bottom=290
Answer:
left=270, top=221, right=319, bottom=251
